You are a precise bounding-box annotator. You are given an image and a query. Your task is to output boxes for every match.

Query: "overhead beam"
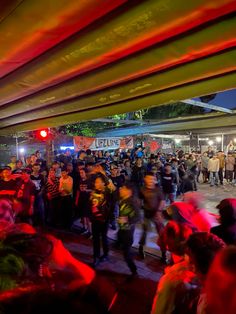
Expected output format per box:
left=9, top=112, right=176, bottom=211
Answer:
left=92, top=118, right=144, bottom=125
left=0, top=70, right=236, bottom=135
left=97, top=113, right=236, bottom=137
left=1, top=48, right=236, bottom=128
left=182, top=99, right=233, bottom=113
left=1, top=14, right=236, bottom=119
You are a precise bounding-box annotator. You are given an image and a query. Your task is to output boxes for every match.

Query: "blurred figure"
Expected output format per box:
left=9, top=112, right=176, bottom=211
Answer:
left=217, top=151, right=225, bottom=185
left=205, top=246, right=236, bottom=314
left=211, top=198, right=236, bottom=244
left=12, top=160, right=24, bottom=174
left=16, top=169, right=35, bottom=224
left=45, top=168, right=60, bottom=227
left=75, top=168, right=92, bottom=236
left=151, top=222, right=198, bottom=314
left=118, top=183, right=138, bottom=276
left=7, top=155, right=17, bottom=171
left=0, top=166, right=20, bottom=200
left=139, top=173, right=166, bottom=261
left=161, top=164, right=178, bottom=203
left=30, top=163, right=45, bottom=226
left=131, top=158, right=146, bottom=188
left=183, top=192, right=217, bottom=232
left=59, top=167, right=73, bottom=229
left=201, top=152, right=209, bottom=183
left=90, top=176, right=115, bottom=267
left=185, top=232, right=225, bottom=314
left=0, top=198, right=117, bottom=314
left=207, top=155, right=219, bottom=187
left=166, top=202, right=198, bottom=232
left=225, top=153, right=235, bottom=183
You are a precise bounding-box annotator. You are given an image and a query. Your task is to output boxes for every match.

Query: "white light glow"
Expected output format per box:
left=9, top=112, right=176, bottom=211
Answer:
left=216, top=137, right=221, bottom=143
left=208, top=140, right=214, bottom=146
left=234, top=138, right=236, bottom=143
left=19, top=148, right=25, bottom=153
left=60, top=146, right=74, bottom=150
left=175, top=139, right=181, bottom=144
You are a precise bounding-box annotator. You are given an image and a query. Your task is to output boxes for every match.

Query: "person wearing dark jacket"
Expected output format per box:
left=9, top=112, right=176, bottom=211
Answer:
left=211, top=198, right=236, bottom=245
left=131, top=158, right=146, bottom=188
left=139, top=172, right=166, bottom=261
left=90, top=175, right=116, bottom=267
left=118, top=183, right=139, bottom=276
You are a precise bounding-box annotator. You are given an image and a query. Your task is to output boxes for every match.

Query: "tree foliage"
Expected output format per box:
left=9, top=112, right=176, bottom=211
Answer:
left=57, top=103, right=205, bottom=136
left=142, top=102, right=205, bottom=120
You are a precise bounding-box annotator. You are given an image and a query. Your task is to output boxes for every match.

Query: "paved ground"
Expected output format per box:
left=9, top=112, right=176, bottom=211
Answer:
left=49, top=183, right=235, bottom=314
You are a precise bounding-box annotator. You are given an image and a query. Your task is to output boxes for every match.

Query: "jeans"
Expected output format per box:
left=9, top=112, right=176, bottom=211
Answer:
left=118, top=226, right=137, bottom=273
left=60, top=195, right=73, bottom=229
left=92, top=220, right=109, bottom=258
left=139, top=212, right=165, bottom=252
left=33, top=194, right=45, bottom=226
left=209, top=172, right=219, bottom=186
left=218, top=168, right=224, bottom=184
left=164, top=193, right=175, bottom=204
left=226, top=170, right=234, bottom=182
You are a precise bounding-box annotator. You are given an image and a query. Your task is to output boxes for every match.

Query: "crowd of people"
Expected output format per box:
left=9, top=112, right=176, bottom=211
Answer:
left=0, top=146, right=236, bottom=313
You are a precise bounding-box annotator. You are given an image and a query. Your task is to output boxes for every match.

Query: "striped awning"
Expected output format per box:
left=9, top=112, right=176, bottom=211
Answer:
left=0, top=0, right=236, bottom=135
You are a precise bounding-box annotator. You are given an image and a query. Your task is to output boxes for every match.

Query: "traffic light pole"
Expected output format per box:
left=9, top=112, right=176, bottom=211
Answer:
left=46, top=138, right=54, bottom=166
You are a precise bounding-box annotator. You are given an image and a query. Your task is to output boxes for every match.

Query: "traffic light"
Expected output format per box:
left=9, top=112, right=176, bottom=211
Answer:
left=36, top=129, right=49, bottom=141
left=40, top=130, right=48, bottom=138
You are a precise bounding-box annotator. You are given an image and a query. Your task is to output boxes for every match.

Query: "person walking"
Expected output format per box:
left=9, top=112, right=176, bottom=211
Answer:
left=90, top=175, right=115, bottom=267
left=207, top=155, right=219, bottom=187
left=225, top=152, right=235, bottom=184
left=138, top=172, right=166, bottom=262
left=118, top=183, right=138, bottom=276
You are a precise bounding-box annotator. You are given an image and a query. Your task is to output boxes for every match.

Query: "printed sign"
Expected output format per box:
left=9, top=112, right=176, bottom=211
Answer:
left=73, top=136, right=133, bottom=151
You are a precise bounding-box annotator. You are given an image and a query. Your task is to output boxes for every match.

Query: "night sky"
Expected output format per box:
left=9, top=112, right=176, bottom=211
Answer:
left=195, top=88, right=236, bottom=110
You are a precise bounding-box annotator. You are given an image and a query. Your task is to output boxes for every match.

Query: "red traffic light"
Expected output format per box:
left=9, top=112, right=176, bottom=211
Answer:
left=40, top=130, right=48, bottom=138
left=36, top=129, right=49, bottom=140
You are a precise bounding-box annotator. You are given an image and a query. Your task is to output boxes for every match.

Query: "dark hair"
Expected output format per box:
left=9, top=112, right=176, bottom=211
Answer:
left=186, top=232, right=226, bottom=275
left=32, top=163, right=40, bottom=167
left=217, top=199, right=236, bottom=225
left=61, top=166, right=68, bottom=172
left=86, top=149, right=92, bottom=155
left=145, top=171, right=155, bottom=177
left=76, top=161, right=85, bottom=167
left=22, top=168, right=32, bottom=174
left=121, top=182, right=135, bottom=191
left=92, top=173, right=108, bottom=188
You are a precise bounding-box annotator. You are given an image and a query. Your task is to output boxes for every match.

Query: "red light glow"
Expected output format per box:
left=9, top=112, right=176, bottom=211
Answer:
left=40, top=130, right=48, bottom=138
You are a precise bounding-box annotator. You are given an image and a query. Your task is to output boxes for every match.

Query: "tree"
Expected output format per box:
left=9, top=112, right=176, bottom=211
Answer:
left=142, top=102, right=205, bottom=120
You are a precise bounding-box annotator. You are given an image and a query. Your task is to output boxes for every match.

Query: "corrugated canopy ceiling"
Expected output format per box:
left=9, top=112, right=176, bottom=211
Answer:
left=0, top=0, right=236, bottom=135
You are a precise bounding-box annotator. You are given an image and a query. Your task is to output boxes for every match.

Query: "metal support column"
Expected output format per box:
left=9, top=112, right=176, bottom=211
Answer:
left=15, top=135, right=19, bottom=159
